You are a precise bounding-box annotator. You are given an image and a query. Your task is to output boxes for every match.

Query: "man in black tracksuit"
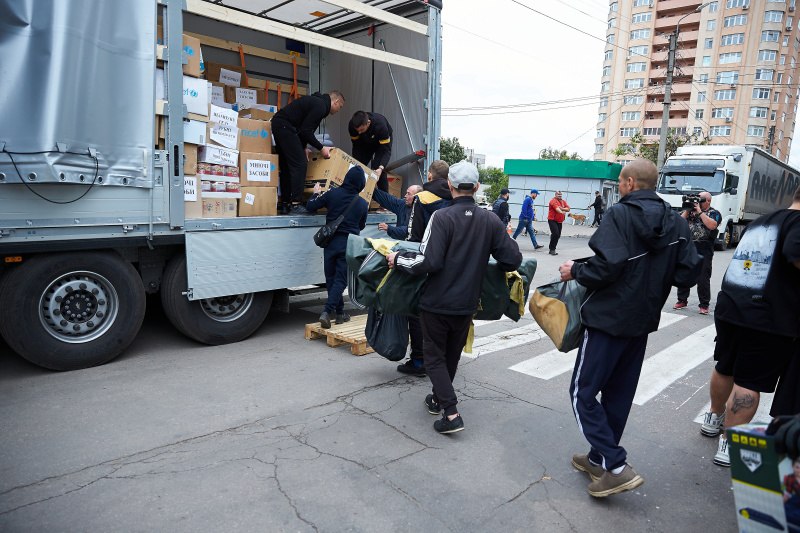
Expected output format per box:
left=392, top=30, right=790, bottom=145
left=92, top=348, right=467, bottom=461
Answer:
left=388, top=161, right=522, bottom=434
left=306, top=166, right=368, bottom=329
left=349, top=111, right=393, bottom=192
left=272, top=91, right=345, bottom=215
left=558, top=159, right=701, bottom=497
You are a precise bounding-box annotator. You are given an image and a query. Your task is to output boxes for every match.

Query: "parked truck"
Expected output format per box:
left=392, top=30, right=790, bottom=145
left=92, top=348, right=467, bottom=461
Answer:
left=0, top=0, right=443, bottom=371
left=657, top=145, right=800, bottom=250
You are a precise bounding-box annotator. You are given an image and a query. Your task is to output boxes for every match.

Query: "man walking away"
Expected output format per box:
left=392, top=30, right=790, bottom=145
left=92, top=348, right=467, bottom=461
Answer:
left=588, top=191, right=604, bottom=227
left=492, top=188, right=511, bottom=226
left=306, top=166, right=369, bottom=328
left=349, top=111, right=393, bottom=192
left=558, top=159, right=701, bottom=497
left=512, top=188, right=543, bottom=250
left=272, top=90, right=345, bottom=215
left=547, top=191, right=570, bottom=255
left=699, top=185, right=800, bottom=467
left=673, top=191, right=721, bottom=315
left=373, top=184, right=422, bottom=240
left=388, top=161, right=522, bottom=434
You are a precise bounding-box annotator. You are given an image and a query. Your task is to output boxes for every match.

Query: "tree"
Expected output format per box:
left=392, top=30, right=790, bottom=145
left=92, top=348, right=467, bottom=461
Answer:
left=479, top=166, right=509, bottom=203
left=539, top=147, right=583, bottom=160
left=439, top=137, right=467, bottom=165
left=612, top=131, right=709, bottom=166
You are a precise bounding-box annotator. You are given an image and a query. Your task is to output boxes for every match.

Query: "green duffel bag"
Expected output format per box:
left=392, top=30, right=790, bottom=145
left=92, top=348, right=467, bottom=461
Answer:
left=474, top=258, right=537, bottom=322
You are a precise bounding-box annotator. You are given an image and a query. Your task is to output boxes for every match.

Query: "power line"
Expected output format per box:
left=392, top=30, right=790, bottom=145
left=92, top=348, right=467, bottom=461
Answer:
left=443, top=87, right=648, bottom=112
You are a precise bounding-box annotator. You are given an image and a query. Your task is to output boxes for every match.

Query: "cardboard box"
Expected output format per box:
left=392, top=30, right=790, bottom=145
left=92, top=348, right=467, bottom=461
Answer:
left=182, top=75, right=209, bottom=116
left=205, top=62, right=245, bottom=87
left=238, top=106, right=276, bottom=122
left=305, top=149, right=379, bottom=205
left=209, top=82, right=227, bottom=105
left=202, top=198, right=238, bottom=218
left=239, top=186, right=278, bottom=217
left=224, top=86, right=267, bottom=106
left=156, top=28, right=202, bottom=77
left=184, top=176, right=202, bottom=218
left=239, top=152, right=279, bottom=187
left=157, top=140, right=198, bottom=175
left=158, top=117, right=208, bottom=145
left=198, top=144, right=239, bottom=167
left=237, top=118, right=271, bottom=154
left=729, top=423, right=797, bottom=532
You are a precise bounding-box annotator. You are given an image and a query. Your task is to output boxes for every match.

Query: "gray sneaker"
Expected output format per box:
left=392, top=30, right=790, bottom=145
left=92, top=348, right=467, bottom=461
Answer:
left=587, top=464, right=644, bottom=498
left=700, top=410, right=725, bottom=437
left=571, top=454, right=604, bottom=482
left=713, top=436, right=730, bottom=467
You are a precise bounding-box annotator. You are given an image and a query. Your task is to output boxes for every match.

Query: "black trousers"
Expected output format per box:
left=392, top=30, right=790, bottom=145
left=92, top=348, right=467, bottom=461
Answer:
left=678, top=240, right=713, bottom=307
left=419, top=310, right=472, bottom=416
left=272, top=122, right=307, bottom=204
left=323, top=235, right=348, bottom=314
left=353, top=146, right=389, bottom=192
left=548, top=220, right=563, bottom=251
left=592, top=208, right=602, bottom=226
left=408, top=315, right=424, bottom=361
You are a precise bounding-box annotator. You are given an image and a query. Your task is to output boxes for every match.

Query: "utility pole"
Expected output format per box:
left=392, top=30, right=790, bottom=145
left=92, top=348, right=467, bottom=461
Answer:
left=767, top=125, right=776, bottom=153
left=656, top=31, right=678, bottom=170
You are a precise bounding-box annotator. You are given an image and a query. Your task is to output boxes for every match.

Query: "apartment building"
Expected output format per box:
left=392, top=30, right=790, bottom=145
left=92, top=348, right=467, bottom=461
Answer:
left=595, top=0, right=800, bottom=164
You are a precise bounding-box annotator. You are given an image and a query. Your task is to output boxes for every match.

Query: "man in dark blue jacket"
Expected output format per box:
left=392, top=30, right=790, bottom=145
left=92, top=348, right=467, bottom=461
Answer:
left=372, top=185, right=422, bottom=240
left=558, top=159, right=701, bottom=498
left=492, top=188, right=511, bottom=226
left=306, top=166, right=368, bottom=328
left=512, top=189, right=543, bottom=249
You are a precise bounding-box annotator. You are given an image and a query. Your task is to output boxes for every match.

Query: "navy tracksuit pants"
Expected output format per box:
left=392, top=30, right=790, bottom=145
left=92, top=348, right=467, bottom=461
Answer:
left=323, top=235, right=348, bottom=314
left=569, top=327, right=648, bottom=471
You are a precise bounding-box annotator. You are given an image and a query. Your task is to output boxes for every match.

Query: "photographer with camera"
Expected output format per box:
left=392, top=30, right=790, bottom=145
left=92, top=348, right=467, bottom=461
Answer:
left=673, top=191, right=721, bottom=315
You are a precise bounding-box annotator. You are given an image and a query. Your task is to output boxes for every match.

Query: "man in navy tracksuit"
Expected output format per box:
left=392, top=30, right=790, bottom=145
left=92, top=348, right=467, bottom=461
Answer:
left=306, top=166, right=368, bottom=328
left=388, top=162, right=522, bottom=434
left=372, top=185, right=422, bottom=240
left=558, top=159, right=701, bottom=497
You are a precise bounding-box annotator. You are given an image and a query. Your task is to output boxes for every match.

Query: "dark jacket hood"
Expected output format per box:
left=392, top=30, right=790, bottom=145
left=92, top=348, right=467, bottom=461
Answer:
left=423, top=178, right=452, bottom=200
left=311, top=92, right=331, bottom=114
left=342, top=166, right=366, bottom=193
left=620, top=189, right=680, bottom=251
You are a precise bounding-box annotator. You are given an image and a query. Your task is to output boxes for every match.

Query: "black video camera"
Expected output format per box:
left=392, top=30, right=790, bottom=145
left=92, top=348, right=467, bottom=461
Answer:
left=682, top=194, right=701, bottom=210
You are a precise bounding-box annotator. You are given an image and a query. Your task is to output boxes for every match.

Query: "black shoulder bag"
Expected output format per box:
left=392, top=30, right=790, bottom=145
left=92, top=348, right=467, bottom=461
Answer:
left=313, top=194, right=362, bottom=248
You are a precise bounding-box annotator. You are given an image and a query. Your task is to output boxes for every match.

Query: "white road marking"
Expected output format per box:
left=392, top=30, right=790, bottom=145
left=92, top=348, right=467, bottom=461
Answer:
left=462, top=322, right=548, bottom=359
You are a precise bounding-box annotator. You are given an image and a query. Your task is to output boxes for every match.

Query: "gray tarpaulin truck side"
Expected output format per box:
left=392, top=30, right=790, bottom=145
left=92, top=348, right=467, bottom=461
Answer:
left=0, top=0, right=443, bottom=370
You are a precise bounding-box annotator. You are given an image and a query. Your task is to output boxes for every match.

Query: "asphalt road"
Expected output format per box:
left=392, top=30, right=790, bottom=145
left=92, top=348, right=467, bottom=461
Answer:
left=0, top=221, right=743, bottom=532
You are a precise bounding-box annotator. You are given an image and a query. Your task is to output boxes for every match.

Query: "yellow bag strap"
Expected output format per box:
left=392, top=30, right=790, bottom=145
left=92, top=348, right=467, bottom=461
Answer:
left=506, top=270, right=526, bottom=317
left=463, top=320, right=474, bottom=354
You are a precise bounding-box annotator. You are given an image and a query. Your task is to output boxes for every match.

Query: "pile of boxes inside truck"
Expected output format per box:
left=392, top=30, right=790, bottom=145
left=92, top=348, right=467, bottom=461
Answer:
left=155, top=28, right=382, bottom=219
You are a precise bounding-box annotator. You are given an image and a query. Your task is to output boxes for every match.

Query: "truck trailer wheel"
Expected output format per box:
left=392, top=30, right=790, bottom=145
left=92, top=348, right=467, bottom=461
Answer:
left=160, top=255, right=272, bottom=345
left=715, top=223, right=733, bottom=251
left=0, top=252, right=146, bottom=370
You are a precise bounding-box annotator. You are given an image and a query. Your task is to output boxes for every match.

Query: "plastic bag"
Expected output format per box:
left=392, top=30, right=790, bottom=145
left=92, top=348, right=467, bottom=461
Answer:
left=365, top=308, right=409, bottom=361
left=529, top=279, right=587, bottom=352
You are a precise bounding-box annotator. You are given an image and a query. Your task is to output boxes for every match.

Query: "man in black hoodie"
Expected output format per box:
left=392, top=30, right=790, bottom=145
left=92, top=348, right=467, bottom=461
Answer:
left=272, top=91, right=345, bottom=215
left=558, top=159, right=701, bottom=497
left=349, top=111, right=393, bottom=192
left=306, top=166, right=368, bottom=328
left=387, top=161, right=522, bottom=434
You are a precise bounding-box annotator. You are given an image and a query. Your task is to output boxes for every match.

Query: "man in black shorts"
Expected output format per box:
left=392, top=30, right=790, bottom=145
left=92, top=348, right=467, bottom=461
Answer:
left=700, top=185, right=800, bottom=467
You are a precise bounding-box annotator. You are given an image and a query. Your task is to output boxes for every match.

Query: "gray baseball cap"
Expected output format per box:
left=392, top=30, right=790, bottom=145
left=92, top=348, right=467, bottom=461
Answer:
left=448, top=161, right=479, bottom=190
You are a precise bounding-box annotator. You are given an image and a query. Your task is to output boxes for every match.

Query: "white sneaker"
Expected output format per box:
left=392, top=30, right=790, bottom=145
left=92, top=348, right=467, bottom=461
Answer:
left=700, top=410, right=725, bottom=437
left=713, top=436, right=730, bottom=467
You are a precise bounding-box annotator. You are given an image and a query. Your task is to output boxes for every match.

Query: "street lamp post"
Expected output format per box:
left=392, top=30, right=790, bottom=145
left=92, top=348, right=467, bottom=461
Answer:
left=656, top=2, right=711, bottom=170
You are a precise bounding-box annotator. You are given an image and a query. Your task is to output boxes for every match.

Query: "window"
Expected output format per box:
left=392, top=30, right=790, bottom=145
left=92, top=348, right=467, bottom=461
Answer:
left=777, top=72, right=784, bottom=83
left=784, top=35, right=790, bottom=46
left=608, top=18, right=616, bottom=29
left=703, top=55, right=712, bottom=66
left=750, top=106, right=769, bottom=118
left=764, top=10, right=784, bottom=23
left=624, top=95, right=644, bottom=105
left=720, top=52, right=742, bottom=63
left=709, top=125, right=732, bottom=136
left=772, top=110, right=778, bottom=120
left=600, top=97, right=608, bottom=107
left=714, top=89, right=737, bottom=100
left=716, top=71, right=740, bottom=83
left=610, top=2, right=618, bottom=12
left=699, top=73, right=709, bottom=84
left=596, top=128, right=606, bottom=138
left=712, top=107, right=735, bottom=118
left=709, top=1, right=719, bottom=12
left=694, top=127, right=704, bottom=136
left=595, top=144, right=603, bottom=154
left=632, top=12, right=652, bottom=23
left=721, top=33, right=745, bottom=46
left=762, top=31, right=781, bottom=42
left=630, top=29, right=651, bottom=40
left=755, top=68, right=774, bottom=80
left=696, top=109, right=705, bottom=119
left=780, top=53, right=787, bottom=64
left=643, top=127, right=661, bottom=136
left=622, top=111, right=641, bottom=120
left=705, top=38, right=714, bottom=49
left=759, top=49, right=778, bottom=61
left=793, top=56, right=797, bottom=67
left=627, top=62, right=647, bottom=72
left=604, top=49, right=613, bottom=61
left=726, top=0, right=747, bottom=7
left=607, top=34, right=615, bottom=44
left=602, top=65, right=611, bottom=77
left=753, top=87, right=772, bottom=99
left=629, top=45, right=648, bottom=58
left=601, top=81, right=610, bottom=93
left=598, top=113, right=607, bottom=122
left=747, top=125, right=766, bottom=136
left=632, top=0, right=650, bottom=6
left=707, top=20, right=717, bottom=30
left=624, top=78, right=645, bottom=89
left=724, top=14, right=748, bottom=26
left=698, top=91, right=707, bottom=102
left=620, top=127, right=639, bottom=137
left=775, top=91, right=781, bottom=102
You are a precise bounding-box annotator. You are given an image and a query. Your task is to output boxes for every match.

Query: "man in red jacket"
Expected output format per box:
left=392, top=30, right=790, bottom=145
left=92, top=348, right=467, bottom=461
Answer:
left=547, top=191, right=570, bottom=256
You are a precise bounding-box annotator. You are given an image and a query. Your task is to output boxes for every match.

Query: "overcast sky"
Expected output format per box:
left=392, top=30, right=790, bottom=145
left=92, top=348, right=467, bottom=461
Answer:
left=439, top=0, right=800, bottom=171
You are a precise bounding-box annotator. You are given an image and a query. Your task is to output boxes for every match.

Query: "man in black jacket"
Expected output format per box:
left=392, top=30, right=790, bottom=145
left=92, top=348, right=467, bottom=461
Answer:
left=492, top=188, right=511, bottom=226
left=349, top=111, right=393, bottom=192
left=387, top=161, right=522, bottom=434
left=272, top=90, right=345, bottom=215
left=558, top=159, right=701, bottom=497
left=306, top=166, right=368, bottom=328
left=588, top=191, right=604, bottom=227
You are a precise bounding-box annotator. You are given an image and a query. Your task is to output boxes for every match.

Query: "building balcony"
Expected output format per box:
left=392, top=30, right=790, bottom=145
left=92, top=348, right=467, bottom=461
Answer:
left=653, top=30, right=699, bottom=47
left=655, top=0, right=703, bottom=16
left=654, top=12, right=700, bottom=32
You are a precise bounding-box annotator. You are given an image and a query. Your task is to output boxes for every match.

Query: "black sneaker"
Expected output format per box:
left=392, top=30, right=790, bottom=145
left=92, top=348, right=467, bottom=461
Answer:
left=425, top=394, right=441, bottom=415
left=548, top=250, right=558, bottom=256
left=319, top=311, right=332, bottom=329
left=434, top=414, right=464, bottom=434
left=335, top=312, right=351, bottom=324
left=397, top=359, right=426, bottom=377
left=534, top=245, right=544, bottom=250
left=288, top=204, right=309, bottom=216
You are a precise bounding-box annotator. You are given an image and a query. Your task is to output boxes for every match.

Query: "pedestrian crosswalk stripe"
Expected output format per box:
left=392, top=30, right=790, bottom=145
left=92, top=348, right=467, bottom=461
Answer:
left=462, top=322, right=548, bottom=359
left=508, top=312, right=687, bottom=380
left=632, top=324, right=717, bottom=406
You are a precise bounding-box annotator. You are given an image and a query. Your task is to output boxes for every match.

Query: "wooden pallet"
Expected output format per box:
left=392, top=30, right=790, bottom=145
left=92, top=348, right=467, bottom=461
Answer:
left=304, top=314, right=373, bottom=356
